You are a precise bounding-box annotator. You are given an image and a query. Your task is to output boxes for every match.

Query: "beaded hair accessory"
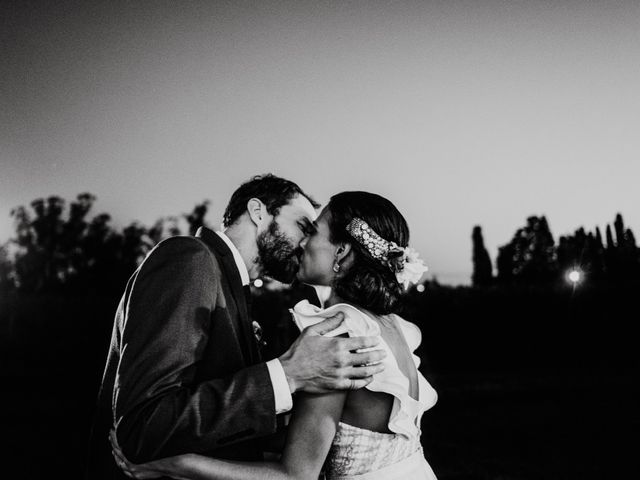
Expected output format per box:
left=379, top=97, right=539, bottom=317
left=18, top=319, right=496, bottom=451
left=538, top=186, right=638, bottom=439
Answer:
left=345, top=218, right=428, bottom=289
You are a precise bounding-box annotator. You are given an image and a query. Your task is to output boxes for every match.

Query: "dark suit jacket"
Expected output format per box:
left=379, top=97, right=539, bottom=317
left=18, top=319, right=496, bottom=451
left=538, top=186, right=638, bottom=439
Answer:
left=85, top=227, right=278, bottom=479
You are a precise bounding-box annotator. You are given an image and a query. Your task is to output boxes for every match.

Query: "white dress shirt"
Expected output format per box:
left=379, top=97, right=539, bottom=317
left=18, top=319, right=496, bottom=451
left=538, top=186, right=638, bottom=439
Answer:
left=216, top=231, right=293, bottom=414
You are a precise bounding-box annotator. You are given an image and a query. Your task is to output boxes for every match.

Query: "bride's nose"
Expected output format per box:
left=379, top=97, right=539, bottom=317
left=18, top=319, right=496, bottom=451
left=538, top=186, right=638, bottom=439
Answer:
left=300, top=236, right=309, bottom=248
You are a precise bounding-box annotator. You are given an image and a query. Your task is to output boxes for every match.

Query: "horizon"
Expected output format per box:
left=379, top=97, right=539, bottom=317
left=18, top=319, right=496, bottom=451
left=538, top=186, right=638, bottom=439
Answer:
left=1, top=190, right=634, bottom=287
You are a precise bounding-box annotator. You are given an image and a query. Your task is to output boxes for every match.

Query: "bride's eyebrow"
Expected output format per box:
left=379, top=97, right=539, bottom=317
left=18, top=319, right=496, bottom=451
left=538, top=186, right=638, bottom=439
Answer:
left=300, top=218, right=317, bottom=234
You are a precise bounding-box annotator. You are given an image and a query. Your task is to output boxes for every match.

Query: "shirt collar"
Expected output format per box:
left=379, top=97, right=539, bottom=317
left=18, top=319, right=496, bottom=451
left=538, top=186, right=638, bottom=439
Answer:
left=216, top=230, right=250, bottom=286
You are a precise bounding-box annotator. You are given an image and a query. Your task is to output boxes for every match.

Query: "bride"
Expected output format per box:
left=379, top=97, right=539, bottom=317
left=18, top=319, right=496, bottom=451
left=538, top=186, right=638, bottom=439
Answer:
left=112, top=191, right=438, bottom=479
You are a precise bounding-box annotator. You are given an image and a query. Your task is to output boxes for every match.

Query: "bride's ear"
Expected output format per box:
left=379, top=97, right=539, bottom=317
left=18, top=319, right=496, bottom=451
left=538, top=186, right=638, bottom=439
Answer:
left=334, top=243, right=352, bottom=264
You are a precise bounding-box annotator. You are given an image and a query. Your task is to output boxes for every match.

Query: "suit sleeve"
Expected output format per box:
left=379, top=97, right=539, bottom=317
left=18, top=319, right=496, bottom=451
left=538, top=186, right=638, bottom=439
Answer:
left=113, top=236, right=277, bottom=462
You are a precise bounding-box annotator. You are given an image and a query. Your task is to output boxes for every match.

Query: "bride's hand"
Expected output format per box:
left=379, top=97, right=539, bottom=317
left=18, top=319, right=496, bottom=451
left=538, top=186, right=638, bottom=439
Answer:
left=109, top=430, right=189, bottom=480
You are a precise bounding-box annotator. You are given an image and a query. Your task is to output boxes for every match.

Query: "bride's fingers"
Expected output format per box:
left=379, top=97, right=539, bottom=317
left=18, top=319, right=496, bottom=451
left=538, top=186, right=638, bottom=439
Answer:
left=111, top=451, right=134, bottom=477
left=110, top=440, right=128, bottom=465
left=109, top=429, right=124, bottom=454
left=108, top=430, right=164, bottom=479
left=111, top=447, right=129, bottom=468
left=109, top=433, right=140, bottom=478
left=109, top=430, right=135, bottom=466
left=110, top=430, right=127, bottom=450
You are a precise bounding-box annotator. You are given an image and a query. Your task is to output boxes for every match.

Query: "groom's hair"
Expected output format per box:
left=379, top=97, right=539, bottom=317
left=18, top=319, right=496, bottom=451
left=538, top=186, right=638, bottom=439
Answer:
left=223, top=173, right=320, bottom=228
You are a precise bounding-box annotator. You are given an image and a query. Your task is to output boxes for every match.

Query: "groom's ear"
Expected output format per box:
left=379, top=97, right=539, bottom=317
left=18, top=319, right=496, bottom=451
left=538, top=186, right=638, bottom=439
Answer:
left=247, top=198, right=267, bottom=227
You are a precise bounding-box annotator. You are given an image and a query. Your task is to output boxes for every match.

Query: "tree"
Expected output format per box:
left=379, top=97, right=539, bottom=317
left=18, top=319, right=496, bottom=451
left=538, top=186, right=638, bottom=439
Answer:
left=614, top=213, right=625, bottom=247
left=3, top=194, right=136, bottom=293
left=471, top=226, right=493, bottom=287
left=185, top=200, right=210, bottom=236
left=496, top=216, right=558, bottom=285
left=148, top=200, right=211, bottom=244
left=557, top=227, right=606, bottom=285
left=1, top=194, right=213, bottom=294
left=496, top=243, right=515, bottom=285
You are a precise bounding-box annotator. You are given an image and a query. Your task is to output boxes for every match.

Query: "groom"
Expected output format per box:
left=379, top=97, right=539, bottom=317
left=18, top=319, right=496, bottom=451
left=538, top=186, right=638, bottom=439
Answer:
left=85, top=174, right=387, bottom=479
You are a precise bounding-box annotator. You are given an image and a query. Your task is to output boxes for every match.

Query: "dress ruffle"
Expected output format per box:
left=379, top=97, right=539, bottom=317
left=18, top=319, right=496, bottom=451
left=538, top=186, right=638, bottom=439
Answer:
left=290, top=301, right=438, bottom=440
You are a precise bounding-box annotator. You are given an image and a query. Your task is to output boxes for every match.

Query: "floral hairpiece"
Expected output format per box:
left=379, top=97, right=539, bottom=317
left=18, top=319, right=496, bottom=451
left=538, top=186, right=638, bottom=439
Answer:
left=345, top=218, right=428, bottom=289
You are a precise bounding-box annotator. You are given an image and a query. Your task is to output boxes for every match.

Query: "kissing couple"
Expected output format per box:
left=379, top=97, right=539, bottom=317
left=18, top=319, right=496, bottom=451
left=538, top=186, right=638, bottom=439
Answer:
left=86, top=173, right=438, bottom=479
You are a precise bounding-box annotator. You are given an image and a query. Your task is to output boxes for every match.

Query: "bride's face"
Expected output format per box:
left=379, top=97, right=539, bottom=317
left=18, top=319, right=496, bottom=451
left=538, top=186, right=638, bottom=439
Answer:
left=296, top=208, right=337, bottom=286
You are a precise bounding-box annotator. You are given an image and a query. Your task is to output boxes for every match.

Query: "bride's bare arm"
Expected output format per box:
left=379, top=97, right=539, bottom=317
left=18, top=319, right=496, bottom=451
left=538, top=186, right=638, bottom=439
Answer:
left=112, top=391, right=348, bottom=480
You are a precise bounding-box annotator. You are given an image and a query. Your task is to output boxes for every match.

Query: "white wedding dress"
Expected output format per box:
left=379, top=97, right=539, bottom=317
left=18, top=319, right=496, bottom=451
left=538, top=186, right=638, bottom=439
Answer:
left=290, top=301, right=438, bottom=480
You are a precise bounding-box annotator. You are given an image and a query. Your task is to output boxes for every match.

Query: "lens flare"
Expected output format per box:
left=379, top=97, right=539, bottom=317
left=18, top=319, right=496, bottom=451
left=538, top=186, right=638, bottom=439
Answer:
left=566, top=269, right=582, bottom=285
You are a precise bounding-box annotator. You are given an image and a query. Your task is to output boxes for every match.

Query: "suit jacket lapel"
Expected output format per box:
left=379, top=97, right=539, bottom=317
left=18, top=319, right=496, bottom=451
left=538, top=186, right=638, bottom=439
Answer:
left=195, top=227, right=259, bottom=363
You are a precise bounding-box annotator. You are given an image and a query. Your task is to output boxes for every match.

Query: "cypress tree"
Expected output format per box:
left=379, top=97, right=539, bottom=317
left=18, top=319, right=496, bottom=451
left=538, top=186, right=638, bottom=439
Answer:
left=472, top=226, right=493, bottom=287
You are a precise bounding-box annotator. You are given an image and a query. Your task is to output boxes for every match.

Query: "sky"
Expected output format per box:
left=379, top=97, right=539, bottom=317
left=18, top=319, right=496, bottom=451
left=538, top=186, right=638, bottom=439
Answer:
left=1, top=0, right=639, bottom=286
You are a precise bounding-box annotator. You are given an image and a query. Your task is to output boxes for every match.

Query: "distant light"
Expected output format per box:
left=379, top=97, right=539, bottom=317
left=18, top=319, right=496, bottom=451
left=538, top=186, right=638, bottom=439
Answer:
left=416, top=284, right=426, bottom=293
left=253, top=279, right=264, bottom=288
left=566, top=269, right=582, bottom=285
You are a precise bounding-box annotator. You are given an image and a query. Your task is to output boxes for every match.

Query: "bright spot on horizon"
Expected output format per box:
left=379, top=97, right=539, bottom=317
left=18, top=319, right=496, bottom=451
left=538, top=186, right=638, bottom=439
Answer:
left=416, top=284, right=426, bottom=293
left=567, top=269, right=582, bottom=285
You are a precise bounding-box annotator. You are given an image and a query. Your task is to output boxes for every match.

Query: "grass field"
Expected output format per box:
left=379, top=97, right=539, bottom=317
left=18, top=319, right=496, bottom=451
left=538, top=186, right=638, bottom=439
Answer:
left=3, top=364, right=636, bottom=479
left=1, top=291, right=637, bottom=479
left=421, top=368, right=638, bottom=479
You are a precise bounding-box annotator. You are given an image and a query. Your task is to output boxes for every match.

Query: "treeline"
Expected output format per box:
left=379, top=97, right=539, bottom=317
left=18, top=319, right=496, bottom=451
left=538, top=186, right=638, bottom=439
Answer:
left=1, top=193, right=637, bottom=295
left=0, top=193, right=210, bottom=295
left=472, top=214, right=639, bottom=288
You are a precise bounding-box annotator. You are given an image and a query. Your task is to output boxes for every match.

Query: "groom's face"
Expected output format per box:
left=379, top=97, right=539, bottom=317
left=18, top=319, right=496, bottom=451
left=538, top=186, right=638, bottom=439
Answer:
left=256, top=194, right=317, bottom=283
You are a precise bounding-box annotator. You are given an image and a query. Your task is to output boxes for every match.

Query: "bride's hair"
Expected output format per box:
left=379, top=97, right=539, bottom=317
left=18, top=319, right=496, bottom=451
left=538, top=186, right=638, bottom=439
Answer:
left=326, top=191, right=409, bottom=315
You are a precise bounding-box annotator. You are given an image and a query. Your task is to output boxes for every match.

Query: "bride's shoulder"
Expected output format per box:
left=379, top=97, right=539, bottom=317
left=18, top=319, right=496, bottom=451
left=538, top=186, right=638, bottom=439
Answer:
left=290, top=301, right=381, bottom=337
left=391, top=314, right=422, bottom=352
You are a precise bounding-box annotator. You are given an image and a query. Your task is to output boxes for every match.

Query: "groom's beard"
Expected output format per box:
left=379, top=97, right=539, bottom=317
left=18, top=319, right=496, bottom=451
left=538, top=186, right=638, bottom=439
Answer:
left=256, top=220, right=302, bottom=284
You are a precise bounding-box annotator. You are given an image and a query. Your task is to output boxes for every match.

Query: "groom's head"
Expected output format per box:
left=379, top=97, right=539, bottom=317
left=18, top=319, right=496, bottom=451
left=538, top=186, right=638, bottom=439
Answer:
left=223, top=174, right=320, bottom=283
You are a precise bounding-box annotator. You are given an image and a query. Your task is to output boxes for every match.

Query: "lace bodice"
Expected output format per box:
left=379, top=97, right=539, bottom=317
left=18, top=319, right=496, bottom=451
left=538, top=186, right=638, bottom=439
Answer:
left=323, top=422, right=423, bottom=477
left=290, top=301, right=438, bottom=478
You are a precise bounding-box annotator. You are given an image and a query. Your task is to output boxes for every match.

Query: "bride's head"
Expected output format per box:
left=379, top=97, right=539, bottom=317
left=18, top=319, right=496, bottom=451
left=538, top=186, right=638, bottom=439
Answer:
left=297, top=191, right=410, bottom=315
